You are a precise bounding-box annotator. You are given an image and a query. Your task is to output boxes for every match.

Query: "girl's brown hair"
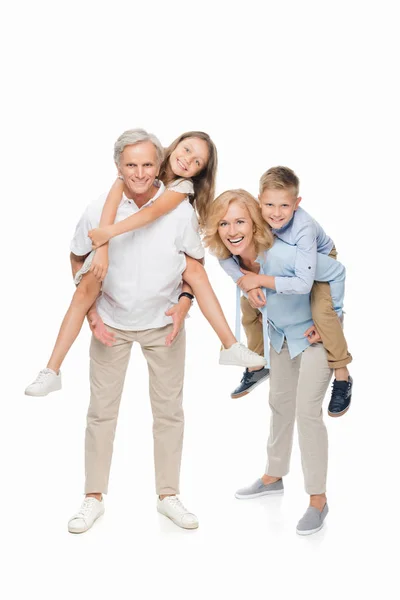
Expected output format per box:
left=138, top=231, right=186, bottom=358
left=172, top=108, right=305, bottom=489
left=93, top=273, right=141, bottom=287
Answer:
left=159, top=131, right=218, bottom=228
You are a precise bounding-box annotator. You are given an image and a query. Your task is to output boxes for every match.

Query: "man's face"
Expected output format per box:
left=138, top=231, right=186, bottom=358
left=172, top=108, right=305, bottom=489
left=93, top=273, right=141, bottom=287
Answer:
left=117, top=141, right=159, bottom=199
left=259, top=188, right=301, bottom=229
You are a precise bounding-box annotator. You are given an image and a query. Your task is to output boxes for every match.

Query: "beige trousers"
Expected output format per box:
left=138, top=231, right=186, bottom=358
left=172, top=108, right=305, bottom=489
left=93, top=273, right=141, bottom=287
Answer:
left=266, top=342, right=332, bottom=495
left=85, top=323, right=186, bottom=496
left=240, top=246, right=352, bottom=369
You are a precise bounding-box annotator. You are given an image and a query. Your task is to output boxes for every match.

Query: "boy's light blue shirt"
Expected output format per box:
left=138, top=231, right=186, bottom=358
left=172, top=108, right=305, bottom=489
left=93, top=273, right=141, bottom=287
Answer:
left=222, top=207, right=334, bottom=295
left=219, top=239, right=345, bottom=365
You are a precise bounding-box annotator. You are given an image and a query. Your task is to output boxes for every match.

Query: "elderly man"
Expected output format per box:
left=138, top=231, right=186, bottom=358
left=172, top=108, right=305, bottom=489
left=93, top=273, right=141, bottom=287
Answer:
left=67, top=129, right=203, bottom=533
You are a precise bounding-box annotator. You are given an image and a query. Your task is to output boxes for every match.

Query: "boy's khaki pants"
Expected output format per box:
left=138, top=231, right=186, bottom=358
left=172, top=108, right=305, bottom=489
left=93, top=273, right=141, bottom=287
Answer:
left=240, top=247, right=352, bottom=369
left=85, top=323, right=186, bottom=496
left=266, top=342, right=332, bottom=494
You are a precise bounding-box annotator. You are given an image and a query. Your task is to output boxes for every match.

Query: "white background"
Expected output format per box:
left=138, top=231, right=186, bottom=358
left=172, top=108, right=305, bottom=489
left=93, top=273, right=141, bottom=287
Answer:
left=1, top=1, right=398, bottom=598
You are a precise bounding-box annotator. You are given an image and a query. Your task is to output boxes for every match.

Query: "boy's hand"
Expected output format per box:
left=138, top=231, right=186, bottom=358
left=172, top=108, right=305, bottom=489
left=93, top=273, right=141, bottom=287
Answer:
left=304, top=324, right=322, bottom=344
left=247, top=287, right=266, bottom=308
left=237, top=269, right=262, bottom=293
left=89, top=246, right=109, bottom=282
left=164, top=297, right=191, bottom=346
left=89, top=225, right=114, bottom=250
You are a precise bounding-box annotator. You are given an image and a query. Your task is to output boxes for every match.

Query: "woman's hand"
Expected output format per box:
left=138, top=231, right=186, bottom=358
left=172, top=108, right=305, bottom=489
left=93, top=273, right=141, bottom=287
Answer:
left=304, top=324, right=322, bottom=344
left=247, top=287, right=266, bottom=308
left=164, top=297, right=191, bottom=346
left=88, top=225, right=114, bottom=249
left=237, top=269, right=263, bottom=293
left=89, top=246, right=109, bottom=282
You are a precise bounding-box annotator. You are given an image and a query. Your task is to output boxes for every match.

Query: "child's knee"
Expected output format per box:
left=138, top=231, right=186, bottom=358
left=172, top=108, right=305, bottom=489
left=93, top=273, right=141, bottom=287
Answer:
left=73, top=274, right=100, bottom=306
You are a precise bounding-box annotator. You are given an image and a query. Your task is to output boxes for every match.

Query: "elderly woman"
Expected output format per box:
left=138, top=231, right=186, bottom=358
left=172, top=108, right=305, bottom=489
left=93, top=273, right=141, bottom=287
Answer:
left=204, top=189, right=346, bottom=535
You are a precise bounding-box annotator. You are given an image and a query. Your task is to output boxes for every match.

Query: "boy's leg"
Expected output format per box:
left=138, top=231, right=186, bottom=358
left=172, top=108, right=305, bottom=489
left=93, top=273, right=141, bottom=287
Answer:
left=85, top=327, right=134, bottom=494
left=240, top=296, right=264, bottom=355
left=266, top=343, right=300, bottom=478
left=230, top=296, right=269, bottom=398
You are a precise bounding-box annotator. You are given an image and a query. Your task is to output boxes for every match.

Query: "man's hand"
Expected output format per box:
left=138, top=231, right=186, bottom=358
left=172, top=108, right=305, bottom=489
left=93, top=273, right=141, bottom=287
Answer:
left=87, top=311, right=116, bottom=346
left=164, top=298, right=191, bottom=346
left=88, top=225, right=114, bottom=250
left=247, top=287, right=266, bottom=309
left=304, top=324, right=322, bottom=344
left=237, top=269, right=262, bottom=293
left=89, top=246, right=109, bottom=282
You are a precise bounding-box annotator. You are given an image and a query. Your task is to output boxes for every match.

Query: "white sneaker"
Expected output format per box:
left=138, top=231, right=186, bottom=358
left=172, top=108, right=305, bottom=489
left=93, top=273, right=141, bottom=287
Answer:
left=68, top=497, right=105, bottom=534
left=25, top=368, right=62, bottom=397
left=219, top=343, right=267, bottom=368
left=157, top=496, right=199, bottom=529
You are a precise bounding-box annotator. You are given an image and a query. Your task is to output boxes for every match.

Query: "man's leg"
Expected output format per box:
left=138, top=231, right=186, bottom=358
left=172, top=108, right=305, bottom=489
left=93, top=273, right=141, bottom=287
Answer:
left=139, top=324, right=197, bottom=529
left=68, top=327, right=134, bottom=534
left=85, top=327, right=134, bottom=494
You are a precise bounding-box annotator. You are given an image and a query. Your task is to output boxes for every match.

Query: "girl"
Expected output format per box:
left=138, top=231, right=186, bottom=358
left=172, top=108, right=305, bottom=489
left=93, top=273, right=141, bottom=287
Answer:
left=25, top=131, right=266, bottom=397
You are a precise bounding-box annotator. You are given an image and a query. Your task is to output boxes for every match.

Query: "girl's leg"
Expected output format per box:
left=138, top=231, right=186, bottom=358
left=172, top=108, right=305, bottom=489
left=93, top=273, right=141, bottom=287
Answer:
left=182, top=257, right=237, bottom=348
left=47, top=272, right=101, bottom=372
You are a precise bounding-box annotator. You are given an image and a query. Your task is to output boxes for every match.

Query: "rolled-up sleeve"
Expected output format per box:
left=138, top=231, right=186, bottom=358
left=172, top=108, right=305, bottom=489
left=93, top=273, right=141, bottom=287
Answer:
left=274, top=223, right=317, bottom=294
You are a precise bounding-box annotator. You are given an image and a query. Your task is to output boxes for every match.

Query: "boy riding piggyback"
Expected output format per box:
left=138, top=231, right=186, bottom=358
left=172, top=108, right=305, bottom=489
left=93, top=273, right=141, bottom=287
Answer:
left=228, top=166, right=353, bottom=417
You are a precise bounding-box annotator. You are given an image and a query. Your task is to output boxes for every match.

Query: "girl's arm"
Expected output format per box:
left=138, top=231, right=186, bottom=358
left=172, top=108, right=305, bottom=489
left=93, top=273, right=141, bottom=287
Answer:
left=99, top=178, right=125, bottom=228
left=88, top=190, right=187, bottom=248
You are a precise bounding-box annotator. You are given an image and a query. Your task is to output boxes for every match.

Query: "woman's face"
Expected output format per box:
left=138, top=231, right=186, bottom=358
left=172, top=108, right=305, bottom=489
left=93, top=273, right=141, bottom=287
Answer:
left=218, top=201, right=255, bottom=256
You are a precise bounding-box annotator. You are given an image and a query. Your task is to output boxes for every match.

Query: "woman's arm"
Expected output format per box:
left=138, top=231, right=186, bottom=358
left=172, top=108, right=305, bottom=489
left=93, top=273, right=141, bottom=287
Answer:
left=88, top=190, right=187, bottom=248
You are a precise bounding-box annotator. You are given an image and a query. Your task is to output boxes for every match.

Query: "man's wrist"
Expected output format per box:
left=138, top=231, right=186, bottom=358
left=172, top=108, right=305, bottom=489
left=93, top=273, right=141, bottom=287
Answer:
left=178, top=292, right=194, bottom=304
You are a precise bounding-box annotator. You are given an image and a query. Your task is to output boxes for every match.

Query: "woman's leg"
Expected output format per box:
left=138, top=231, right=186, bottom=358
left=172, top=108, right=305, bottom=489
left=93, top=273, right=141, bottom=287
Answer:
left=182, top=257, right=236, bottom=348
left=295, top=343, right=332, bottom=506
left=47, top=272, right=101, bottom=372
left=265, top=343, right=300, bottom=480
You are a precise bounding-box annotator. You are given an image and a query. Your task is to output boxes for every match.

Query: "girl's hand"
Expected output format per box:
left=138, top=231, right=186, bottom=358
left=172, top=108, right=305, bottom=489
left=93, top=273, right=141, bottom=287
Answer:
left=237, top=269, right=262, bottom=293
left=88, top=226, right=113, bottom=249
left=89, top=246, right=109, bottom=282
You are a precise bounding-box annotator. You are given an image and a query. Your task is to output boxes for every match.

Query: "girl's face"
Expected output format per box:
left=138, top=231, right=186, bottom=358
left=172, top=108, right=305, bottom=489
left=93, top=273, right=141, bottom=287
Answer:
left=218, top=202, right=255, bottom=256
left=170, top=137, right=209, bottom=178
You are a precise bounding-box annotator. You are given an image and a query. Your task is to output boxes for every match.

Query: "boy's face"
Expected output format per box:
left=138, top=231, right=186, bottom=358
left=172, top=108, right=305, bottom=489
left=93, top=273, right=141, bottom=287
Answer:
left=259, top=188, right=301, bottom=230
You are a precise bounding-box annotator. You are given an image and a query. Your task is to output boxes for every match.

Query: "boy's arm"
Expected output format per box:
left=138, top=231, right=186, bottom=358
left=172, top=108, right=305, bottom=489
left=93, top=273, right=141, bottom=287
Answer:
left=89, top=190, right=187, bottom=248
left=274, top=223, right=317, bottom=294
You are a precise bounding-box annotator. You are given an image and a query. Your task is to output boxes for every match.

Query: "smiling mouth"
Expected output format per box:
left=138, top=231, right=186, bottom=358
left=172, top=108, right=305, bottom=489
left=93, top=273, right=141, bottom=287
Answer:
left=177, top=159, right=188, bottom=171
left=228, top=237, right=244, bottom=244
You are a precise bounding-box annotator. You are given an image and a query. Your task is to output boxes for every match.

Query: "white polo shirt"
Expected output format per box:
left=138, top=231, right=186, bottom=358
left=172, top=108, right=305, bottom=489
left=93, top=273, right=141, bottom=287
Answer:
left=70, top=181, right=204, bottom=330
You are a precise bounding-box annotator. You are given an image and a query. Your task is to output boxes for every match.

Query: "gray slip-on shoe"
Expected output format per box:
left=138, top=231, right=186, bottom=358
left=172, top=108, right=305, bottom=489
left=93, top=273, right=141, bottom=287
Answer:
left=296, top=503, right=329, bottom=536
left=235, top=478, right=284, bottom=499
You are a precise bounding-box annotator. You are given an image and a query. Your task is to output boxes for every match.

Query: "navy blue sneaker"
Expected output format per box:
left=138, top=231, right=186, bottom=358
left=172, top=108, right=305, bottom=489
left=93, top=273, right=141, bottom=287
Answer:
left=328, top=376, right=353, bottom=417
left=231, top=367, right=270, bottom=399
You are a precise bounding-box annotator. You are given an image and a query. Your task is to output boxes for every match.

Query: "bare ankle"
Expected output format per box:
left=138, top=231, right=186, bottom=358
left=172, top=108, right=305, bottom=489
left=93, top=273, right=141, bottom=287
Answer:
left=334, top=366, right=349, bottom=381
left=261, top=474, right=280, bottom=485
left=309, top=494, right=326, bottom=511
left=86, top=493, right=102, bottom=501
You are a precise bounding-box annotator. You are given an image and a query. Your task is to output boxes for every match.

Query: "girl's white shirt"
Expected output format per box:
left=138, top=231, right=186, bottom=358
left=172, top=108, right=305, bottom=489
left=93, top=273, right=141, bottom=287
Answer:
left=70, top=181, right=204, bottom=330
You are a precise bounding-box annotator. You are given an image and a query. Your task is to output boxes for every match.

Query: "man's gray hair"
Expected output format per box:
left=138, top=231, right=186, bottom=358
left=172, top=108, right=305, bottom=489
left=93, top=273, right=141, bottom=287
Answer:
left=113, top=128, right=164, bottom=165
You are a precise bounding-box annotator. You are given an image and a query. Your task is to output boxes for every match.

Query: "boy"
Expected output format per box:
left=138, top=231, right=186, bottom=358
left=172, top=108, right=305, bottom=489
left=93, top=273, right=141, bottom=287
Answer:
left=228, top=166, right=353, bottom=417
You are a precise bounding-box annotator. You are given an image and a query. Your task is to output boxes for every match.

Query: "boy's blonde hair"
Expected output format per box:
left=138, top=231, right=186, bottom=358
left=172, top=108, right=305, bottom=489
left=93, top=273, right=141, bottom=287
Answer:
left=203, top=189, right=274, bottom=260
left=159, top=131, right=218, bottom=229
left=259, top=166, right=300, bottom=196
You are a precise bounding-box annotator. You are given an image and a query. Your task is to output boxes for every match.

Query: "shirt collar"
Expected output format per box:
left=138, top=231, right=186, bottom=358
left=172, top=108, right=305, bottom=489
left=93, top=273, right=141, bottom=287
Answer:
left=122, top=180, right=164, bottom=208
left=271, top=212, right=295, bottom=235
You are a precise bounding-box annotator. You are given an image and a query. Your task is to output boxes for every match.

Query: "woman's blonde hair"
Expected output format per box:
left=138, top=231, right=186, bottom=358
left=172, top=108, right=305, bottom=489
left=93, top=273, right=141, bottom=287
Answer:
left=159, top=131, right=218, bottom=229
left=203, top=189, right=274, bottom=259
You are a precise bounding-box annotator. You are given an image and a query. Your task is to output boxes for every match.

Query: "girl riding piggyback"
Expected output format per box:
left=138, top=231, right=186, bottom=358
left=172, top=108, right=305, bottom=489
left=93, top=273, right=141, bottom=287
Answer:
left=25, top=130, right=266, bottom=397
